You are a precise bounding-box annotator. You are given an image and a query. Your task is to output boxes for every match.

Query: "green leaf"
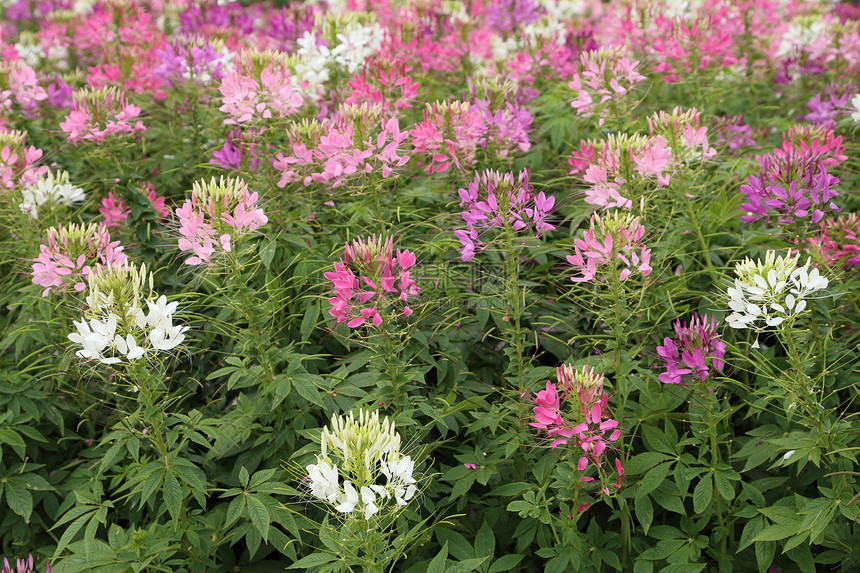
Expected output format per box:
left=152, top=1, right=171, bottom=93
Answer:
left=692, top=474, right=713, bottom=514
left=642, top=425, right=675, bottom=455
left=239, top=466, right=250, bottom=488
left=739, top=515, right=765, bottom=551
left=224, top=495, right=246, bottom=529
left=247, top=495, right=271, bottom=542
left=300, top=303, right=319, bottom=341
left=288, top=552, right=336, bottom=569
left=659, top=565, right=705, bottom=573
left=486, top=482, right=534, bottom=497
left=53, top=509, right=96, bottom=558
left=752, top=522, right=799, bottom=542
left=259, top=239, right=278, bottom=269
left=5, top=480, right=33, bottom=520
left=292, top=373, right=325, bottom=407
left=636, top=495, right=654, bottom=535
left=755, top=541, right=776, bottom=573
left=428, top=541, right=449, bottom=573
left=488, top=555, right=524, bottom=573
left=447, top=556, right=489, bottom=572
left=475, top=521, right=495, bottom=560
left=163, top=471, right=182, bottom=522
left=626, top=452, right=674, bottom=476
left=714, top=471, right=735, bottom=500
left=638, top=462, right=673, bottom=499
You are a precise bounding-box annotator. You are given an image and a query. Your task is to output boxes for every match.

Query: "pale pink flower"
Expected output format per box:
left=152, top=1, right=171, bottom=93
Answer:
left=567, top=212, right=652, bottom=283
left=0, top=130, right=47, bottom=192
left=31, top=223, right=127, bottom=297
left=59, top=87, right=145, bottom=144
left=568, top=47, right=646, bottom=126
left=176, top=177, right=267, bottom=266
left=219, top=51, right=303, bottom=125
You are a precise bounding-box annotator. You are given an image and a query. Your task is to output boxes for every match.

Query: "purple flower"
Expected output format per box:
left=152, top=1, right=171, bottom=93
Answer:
left=803, top=83, right=857, bottom=128
left=656, top=314, right=725, bottom=386
left=486, top=0, right=541, bottom=33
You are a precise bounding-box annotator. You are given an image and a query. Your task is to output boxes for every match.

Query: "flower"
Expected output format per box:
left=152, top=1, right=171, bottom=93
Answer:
left=67, top=263, right=188, bottom=365
left=100, top=192, right=130, bottom=227
left=656, top=314, right=726, bottom=386
left=725, top=251, right=829, bottom=335
left=59, top=87, right=146, bottom=144
left=19, top=169, right=86, bottom=218
left=568, top=47, right=646, bottom=127
left=324, top=235, right=419, bottom=329
left=31, top=223, right=127, bottom=297
left=218, top=50, right=302, bottom=125
left=304, top=410, right=419, bottom=520
left=1, top=554, right=51, bottom=573
left=410, top=100, right=485, bottom=174
left=566, top=212, right=652, bottom=283
left=176, top=176, right=267, bottom=266
left=0, top=129, right=47, bottom=192
left=454, top=169, right=555, bottom=261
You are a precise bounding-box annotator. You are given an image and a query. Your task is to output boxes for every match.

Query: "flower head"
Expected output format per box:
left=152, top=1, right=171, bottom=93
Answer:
left=59, top=86, right=145, bottom=144
left=176, top=176, right=268, bottom=266
left=305, top=410, right=418, bottom=520
left=566, top=211, right=652, bottom=283
left=568, top=47, right=646, bottom=127
left=19, top=169, right=85, bottom=218
left=656, top=314, right=726, bottom=386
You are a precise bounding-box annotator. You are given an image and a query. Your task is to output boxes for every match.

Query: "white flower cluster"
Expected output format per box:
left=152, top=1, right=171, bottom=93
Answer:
left=726, top=251, right=828, bottom=333
left=20, top=170, right=86, bottom=219
left=68, top=265, right=188, bottom=365
left=305, top=410, right=418, bottom=520
left=850, top=94, right=860, bottom=125
left=330, top=22, right=384, bottom=75
left=295, top=32, right=331, bottom=100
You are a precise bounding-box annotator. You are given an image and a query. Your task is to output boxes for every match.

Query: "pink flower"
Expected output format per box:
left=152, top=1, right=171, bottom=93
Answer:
left=567, top=47, right=646, bottom=126
left=59, top=87, right=145, bottom=144
left=410, top=100, right=485, bottom=174
left=100, top=192, right=130, bottom=228
left=219, top=51, right=303, bottom=125
left=31, top=223, right=127, bottom=297
left=324, top=235, right=419, bottom=330
left=0, top=130, right=47, bottom=192
left=567, top=212, right=652, bottom=283
left=176, top=177, right=267, bottom=266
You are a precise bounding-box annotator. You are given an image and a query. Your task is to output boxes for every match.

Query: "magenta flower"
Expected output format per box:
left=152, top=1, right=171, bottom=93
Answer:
left=219, top=51, right=303, bottom=125
left=410, top=100, right=485, bottom=174
left=454, top=169, right=555, bottom=262
left=345, top=57, right=420, bottom=112
left=780, top=125, right=847, bottom=168
left=740, top=150, right=840, bottom=225
left=176, top=177, right=267, bottom=266
left=804, top=213, right=860, bottom=267
left=567, top=212, right=652, bottom=283
left=100, top=192, right=130, bottom=228
left=59, top=87, right=145, bottom=145
left=324, top=235, right=419, bottom=330
left=656, top=314, right=726, bottom=386
left=31, top=223, right=127, bottom=297
left=529, top=364, right=623, bottom=500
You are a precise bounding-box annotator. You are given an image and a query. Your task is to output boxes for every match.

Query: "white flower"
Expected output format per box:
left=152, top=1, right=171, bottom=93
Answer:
left=336, top=481, right=358, bottom=513
left=307, top=459, right=341, bottom=504
left=851, top=94, right=860, bottom=125
left=20, top=170, right=86, bottom=219
left=783, top=450, right=796, bottom=460
left=149, top=324, right=188, bottom=351
left=360, top=486, right=378, bottom=519
left=144, top=295, right=180, bottom=330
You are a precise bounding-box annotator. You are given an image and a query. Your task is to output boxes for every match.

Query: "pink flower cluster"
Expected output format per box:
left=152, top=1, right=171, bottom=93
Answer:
left=646, top=107, right=717, bottom=164
left=579, top=133, right=674, bottom=210
left=2, top=554, right=51, bottom=573
left=567, top=212, right=653, bottom=283
left=1, top=60, right=48, bottom=113
left=100, top=192, right=130, bottom=228
left=176, top=177, right=268, bottom=266
left=779, top=125, right=847, bottom=168
left=410, top=100, right=485, bottom=174
left=345, top=57, right=420, bottom=112
left=0, top=130, right=47, bottom=192
left=805, top=213, right=860, bottom=267
left=219, top=51, right=303, bottom=125
left=530, top=364, right=623, bottom=504
left=740, top=150, right=840, bottom=225
left=324, top=235, right=419, bottom=329
left=31, top=223, right=128, bottom=297
left=454, top=169, right=555, bottom=262
left=568, top=48, right=646, bottom=126
left=656, top=314, right=726, bottom=386
left=59, top=87, right=146, bottom=144
left=272, top=105, right=410, bottom=188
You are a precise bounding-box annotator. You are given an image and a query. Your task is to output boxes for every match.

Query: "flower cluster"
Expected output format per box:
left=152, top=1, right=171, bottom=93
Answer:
left=580, top=133, right=674, bottom=210
left=530, top=364, right=623, bottom=507
left=19, top=169, right=85, bottom=218
left=779, top=124, right=847, bottom=167
left=567, top=212, right=652, bottom=283
left=712, top=115, right=757, bottom=152
left=646, top=107, right=717, bottom=164
left=305, top=410, right=418, bottom=520
left=656, top=314, right=726, bottom=386
left=153, top=39, right=233, bottom=88
left=0, top=129, right=47, bottom=192
left=100, top=192, right=130, bottom=228
left=568, top=47, right=646, bottom=127
left=0, top=60, right=48, bottom=113
left=31, top=223, right=127, bottom=297
left=218, top=50, right=303, bottom=125
left=726, top=251, right=829, bottom=337
left=410, top=100, right=485, bottom=174
left=176, top=177, right=268, bottom=266
left=740, top=150, right=840, bottom=226
left=805, top=213, right=860, bottom=268
left=324, top=235, right=419, bottom=329
left=59, top=87, right=146, bottom=144
left=67, top=263, right=188, bottom=365
left=804, top=82, right=858, bottom=127
left=1, top=555, right=50, bottom=573
left=454, top=169, right=555, bottom=262
left=272, top=104, right=410, bottom=188
left=345, top=57, right=420, bottom=112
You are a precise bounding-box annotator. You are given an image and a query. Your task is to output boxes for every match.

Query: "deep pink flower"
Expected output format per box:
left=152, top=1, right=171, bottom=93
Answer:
left=324, top=235, right=419, bottom=330
left=567, top=212, right=652, bottom=283
left=59, top=87, right=145, bottom=144
left=100, top=192, right=130, bottom=228
left=656, top=314, right=726, bottom=386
